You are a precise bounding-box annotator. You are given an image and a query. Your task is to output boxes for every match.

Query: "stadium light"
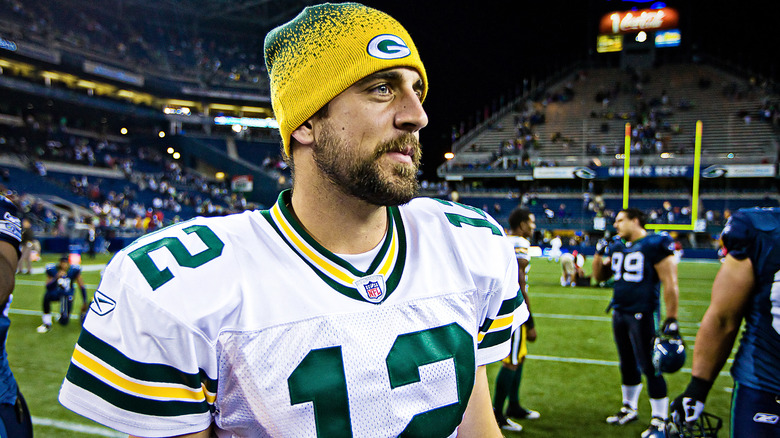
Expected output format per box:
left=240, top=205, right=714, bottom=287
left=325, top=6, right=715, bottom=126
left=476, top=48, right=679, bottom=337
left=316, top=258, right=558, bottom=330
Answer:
left=158, top=131, right=166, bottom=138
left=120, top=127, right=128, bottom=135
left=444, top=152, right=455, bottom=160
left=172, top=152, right=181, bottom=160
left=167, top=147, right=174, bottom=154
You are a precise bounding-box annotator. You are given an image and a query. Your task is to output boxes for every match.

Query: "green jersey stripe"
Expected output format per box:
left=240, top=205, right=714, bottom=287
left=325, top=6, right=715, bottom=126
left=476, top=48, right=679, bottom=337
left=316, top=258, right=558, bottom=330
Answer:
left=479, top=292, right=523, bottom=333
left=497, top=291, right=524, bottom=316
left=260, top=209, right=366, bottom=299
left=272, top=190, right=399, bottom=278
left=384, top=207, right=407, bottom=292
left=66, top=365, right=211, bottom=417
left=77, top=329, right=215, bottom=390
left=477, top=327, right=512, bottom=349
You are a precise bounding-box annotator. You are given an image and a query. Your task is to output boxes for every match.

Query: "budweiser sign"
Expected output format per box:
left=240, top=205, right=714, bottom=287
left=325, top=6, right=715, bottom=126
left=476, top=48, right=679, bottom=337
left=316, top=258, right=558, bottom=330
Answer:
left=599, top=8, right=679, bottom=34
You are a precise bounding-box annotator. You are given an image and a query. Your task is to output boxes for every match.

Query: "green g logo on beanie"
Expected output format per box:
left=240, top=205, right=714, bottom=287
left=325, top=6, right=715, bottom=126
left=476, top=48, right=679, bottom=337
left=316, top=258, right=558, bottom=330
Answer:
left=367, top=34, right=411, bottom=59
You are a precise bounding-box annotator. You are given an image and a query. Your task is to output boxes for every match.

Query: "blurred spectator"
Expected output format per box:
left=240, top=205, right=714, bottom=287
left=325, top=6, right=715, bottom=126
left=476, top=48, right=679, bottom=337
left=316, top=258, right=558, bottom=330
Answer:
left=16, top=218, right=35, bottom=275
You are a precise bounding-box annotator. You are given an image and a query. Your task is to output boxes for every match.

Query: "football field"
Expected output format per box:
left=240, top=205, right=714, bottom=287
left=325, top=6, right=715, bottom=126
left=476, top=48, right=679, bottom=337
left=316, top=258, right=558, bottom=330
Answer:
left=6, top=254, right=730, bottom=437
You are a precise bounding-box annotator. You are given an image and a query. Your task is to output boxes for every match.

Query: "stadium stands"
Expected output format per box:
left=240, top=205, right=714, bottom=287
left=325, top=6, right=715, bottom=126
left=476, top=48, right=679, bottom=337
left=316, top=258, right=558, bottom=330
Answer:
left=436, top=60, right=779, bottom=257
left=445, top=63, right=778, bottom=169
left=0, top=0, right=268, bottom=89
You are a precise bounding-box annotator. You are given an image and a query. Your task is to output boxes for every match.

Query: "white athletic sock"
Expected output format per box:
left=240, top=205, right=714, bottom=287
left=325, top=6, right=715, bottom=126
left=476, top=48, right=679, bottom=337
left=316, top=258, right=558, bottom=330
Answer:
left=622, top=384, right=642, bottom=410
left=42, top=313, right=52, bottom=326
left=650, top=397, right=669, bottom=419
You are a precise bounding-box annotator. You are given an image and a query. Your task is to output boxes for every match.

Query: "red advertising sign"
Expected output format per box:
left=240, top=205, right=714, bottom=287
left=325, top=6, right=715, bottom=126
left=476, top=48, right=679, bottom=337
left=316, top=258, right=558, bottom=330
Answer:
left=599, top=8, right=679, bottom=34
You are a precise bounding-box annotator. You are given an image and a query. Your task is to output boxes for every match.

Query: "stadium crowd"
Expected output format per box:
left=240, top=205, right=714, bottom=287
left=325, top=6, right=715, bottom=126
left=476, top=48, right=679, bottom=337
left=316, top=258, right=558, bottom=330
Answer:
left=0, top=111, right=256, bottom=240
left=0, top=0, right=267, bottom=89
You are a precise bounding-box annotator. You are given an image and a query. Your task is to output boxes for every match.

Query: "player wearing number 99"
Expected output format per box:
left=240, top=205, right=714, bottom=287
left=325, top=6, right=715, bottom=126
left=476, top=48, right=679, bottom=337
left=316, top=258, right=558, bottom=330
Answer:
left=593, top=208, right=680, bottom=438
left=58, top=3, right=528, bottom=438
left=672, top=207, right=780, bottom=437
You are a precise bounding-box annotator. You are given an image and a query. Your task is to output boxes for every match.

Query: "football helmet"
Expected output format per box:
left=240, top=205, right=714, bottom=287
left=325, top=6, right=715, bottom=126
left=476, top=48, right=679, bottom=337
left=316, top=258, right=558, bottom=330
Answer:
left=652, top=335, right=686, bottom=373
left=666, top=411, right=722, bottom=437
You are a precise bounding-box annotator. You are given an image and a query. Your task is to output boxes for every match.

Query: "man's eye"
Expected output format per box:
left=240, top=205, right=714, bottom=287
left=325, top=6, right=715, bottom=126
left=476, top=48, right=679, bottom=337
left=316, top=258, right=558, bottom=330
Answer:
left=373, top=84, right=390, bottom=94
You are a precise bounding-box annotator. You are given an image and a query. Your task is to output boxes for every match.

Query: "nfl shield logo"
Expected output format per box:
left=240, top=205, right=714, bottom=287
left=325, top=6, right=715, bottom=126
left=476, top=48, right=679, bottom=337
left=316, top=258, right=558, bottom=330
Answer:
left=364, top=281, right=382, bottom=299
left=353, top=274, right=387, bottom=304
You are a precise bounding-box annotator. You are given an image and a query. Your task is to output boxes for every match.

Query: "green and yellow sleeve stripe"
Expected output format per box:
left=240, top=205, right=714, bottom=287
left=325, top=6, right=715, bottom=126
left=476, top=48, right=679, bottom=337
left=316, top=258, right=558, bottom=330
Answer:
left=477, top=290, right=525, bottom=349
left=65, top=329, right=217, bottom=417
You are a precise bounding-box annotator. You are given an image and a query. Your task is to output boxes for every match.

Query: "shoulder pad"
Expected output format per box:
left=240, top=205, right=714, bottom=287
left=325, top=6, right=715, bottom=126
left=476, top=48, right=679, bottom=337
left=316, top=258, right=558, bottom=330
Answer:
left=743, top=208, right=780, bottom=233
left=0, top=196, right=17, bottom=215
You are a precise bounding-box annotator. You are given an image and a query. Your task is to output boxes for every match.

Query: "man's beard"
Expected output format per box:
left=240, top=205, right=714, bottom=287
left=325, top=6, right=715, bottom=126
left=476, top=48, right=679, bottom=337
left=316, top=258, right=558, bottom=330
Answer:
left=313, top=124, right=422, bottom=206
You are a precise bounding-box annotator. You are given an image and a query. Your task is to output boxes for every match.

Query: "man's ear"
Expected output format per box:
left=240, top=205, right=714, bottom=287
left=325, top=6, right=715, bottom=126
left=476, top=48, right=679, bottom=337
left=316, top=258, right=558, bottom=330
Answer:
left=291, top=119, right=315, bottom=146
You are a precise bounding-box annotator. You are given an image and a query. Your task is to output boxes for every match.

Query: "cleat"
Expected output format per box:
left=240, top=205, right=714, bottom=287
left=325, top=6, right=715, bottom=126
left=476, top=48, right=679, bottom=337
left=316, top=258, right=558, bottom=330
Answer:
left=36, top=324, right=51, bottom=334
left=506, top=406, right=540, bottom=420
left=641, top=417, right=666, bottom=438
left=495, top=409, right=523, bottom=432
left=606, top=404, right=638, bottom=425
left=499, top=418, right=523, bottom=433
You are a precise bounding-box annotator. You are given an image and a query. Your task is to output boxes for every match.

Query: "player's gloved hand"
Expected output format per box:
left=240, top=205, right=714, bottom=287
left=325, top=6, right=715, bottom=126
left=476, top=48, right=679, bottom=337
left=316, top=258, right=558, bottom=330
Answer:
left=595, top=238, right=608, bottom=255
left=671, top=376, right=712, bottom=424
left=662, top=317, right=679, bottom=337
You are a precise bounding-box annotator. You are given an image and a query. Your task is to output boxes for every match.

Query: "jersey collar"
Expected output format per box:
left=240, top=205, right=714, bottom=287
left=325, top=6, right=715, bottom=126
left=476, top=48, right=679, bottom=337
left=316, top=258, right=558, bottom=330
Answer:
left=261, top=190, right=407, bottom=304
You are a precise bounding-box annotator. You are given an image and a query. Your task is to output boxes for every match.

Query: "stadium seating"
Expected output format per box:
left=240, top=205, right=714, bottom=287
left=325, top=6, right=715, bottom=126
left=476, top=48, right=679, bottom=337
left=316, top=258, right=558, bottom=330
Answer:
left=0, top=0, right=268, bottom=89
left=447, top=63, right=778, bottom=168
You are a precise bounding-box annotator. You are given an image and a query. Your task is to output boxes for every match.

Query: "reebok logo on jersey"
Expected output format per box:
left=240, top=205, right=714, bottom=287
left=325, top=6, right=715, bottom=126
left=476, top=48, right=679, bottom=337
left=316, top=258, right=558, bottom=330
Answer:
left=753, top=413, right=779, bottom=424
left=90, top=291, right=117, bottom=316
left=367, top=34, right=411, bottom=59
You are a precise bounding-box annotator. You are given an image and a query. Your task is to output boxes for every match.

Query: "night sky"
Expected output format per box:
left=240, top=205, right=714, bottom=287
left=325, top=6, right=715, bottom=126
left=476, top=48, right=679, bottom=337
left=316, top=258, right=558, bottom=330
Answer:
left=351, top=0, right=779, bottom=180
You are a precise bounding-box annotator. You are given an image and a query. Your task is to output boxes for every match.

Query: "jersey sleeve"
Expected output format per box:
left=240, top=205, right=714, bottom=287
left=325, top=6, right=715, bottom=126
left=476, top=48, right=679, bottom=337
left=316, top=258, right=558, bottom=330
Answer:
left=58, top=243, right=218, bottom=436
left=513, top=236, right=531, bottom=262
left=0, top=195, right=21, bottom=257
left=720, top=211, right=755, bottom=260
left=655, top=233, right=676, bottom=263
left=475, top=218, right=529, bottom=366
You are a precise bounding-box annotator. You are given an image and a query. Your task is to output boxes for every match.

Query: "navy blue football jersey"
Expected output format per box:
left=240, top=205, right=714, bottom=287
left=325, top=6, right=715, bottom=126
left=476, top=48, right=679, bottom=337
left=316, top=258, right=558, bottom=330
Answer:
left=45, top=264, right=82, bottom=295
left=0, top=195, right=21, bottom=404
left=0, top=195, right=21, bottom=258
left=606, top=233, right=675, bottom=313
left=721, top=207, right=780, bottom=394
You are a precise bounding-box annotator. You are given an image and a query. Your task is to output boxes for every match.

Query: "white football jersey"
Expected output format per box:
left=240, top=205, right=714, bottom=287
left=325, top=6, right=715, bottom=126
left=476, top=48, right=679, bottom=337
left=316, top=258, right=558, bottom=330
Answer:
left=59, top=192, right=527, bottom=438
left=507, top=235, right=531, bottom=264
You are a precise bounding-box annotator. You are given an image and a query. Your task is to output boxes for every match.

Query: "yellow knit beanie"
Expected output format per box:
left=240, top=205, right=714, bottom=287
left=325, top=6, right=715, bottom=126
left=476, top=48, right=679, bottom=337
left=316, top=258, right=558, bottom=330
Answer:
left=264, top=2, right=428, bottom=157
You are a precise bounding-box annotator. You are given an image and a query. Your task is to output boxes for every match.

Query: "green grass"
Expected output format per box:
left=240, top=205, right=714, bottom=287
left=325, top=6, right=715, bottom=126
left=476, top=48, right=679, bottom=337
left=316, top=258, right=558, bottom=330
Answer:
left=6, top=254, right=731, bottom=437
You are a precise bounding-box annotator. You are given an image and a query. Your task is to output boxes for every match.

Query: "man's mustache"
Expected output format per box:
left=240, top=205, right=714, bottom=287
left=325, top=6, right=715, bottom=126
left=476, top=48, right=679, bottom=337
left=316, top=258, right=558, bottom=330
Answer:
left=374, top=133, right=422, bottom=164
